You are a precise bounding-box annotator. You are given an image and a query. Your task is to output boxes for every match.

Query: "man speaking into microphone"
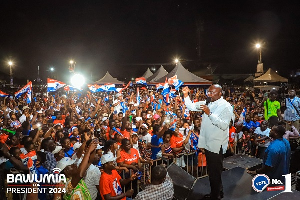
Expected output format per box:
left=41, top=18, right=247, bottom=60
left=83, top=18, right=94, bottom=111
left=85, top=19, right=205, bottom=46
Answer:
left=183, top=85, right=233, bottom=200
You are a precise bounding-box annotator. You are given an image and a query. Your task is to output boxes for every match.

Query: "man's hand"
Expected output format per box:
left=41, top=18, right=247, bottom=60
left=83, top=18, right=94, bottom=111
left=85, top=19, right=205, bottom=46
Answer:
left=125, top=189, right=134, bottom=197
left=182, top=86, right=190, bottom=98
left=200, top=105, right=210, bottom=115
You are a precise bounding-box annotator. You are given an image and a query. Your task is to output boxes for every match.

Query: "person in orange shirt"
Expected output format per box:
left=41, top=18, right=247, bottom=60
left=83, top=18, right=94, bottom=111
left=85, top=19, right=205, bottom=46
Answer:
left=100, top=153, right=137, bottom=200
left=117, top=139, right=152, bottom=172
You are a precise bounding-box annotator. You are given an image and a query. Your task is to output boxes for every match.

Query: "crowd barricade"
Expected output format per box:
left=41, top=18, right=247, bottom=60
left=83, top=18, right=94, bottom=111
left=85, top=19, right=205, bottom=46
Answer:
left=120, top=151, right=209, bottom=197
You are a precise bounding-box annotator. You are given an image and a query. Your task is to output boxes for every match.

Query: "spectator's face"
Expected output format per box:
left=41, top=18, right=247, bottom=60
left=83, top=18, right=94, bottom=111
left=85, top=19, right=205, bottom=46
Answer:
left=12, top=148, right=21, bottom=159
left=62, top=139, right=71, bottom=150
left=114, top=120, right=120, bottom=128
left=123, top=140, right=131, bottom=151
left=11, top=136, right=19, bottom=146
left=261, top=121, right=268, bottom=131
left=246, top=116, right=250, bottom=123
left=289, top=90, right=296, bottom=98
left=164, top=134, right=171, bottom=143
left=104, top=161, right=116, bottom=171
left=55, top=149, right=65, bottom=161
left=132, top=135, right=138, bottom=144
left=64, top=164, right=78, bottom=177
left=125, top=121, right=132, bottom=129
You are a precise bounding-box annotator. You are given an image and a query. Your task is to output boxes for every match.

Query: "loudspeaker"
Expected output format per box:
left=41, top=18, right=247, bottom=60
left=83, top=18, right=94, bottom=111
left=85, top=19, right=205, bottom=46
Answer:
left=167, top=163, right=196, bottom=200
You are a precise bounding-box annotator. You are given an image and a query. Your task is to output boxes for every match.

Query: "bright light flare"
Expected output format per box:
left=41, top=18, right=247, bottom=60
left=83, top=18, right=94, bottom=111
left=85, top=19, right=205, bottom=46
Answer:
left=71, top=74, right=85, bottom=89
left=8, top=61, right=13, bottom=66
left=174, top=58, right=179, bottom=63
left=50, top=67, right=54, bottom=72
left=70, top=60, right=74, bottom=64
left=255, top=43, right=261, bottom=49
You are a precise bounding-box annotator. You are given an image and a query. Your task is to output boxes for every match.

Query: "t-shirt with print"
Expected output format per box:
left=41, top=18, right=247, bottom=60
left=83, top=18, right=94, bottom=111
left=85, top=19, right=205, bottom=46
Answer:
left=117, top=148, right=139, bottom=165
left=99, top=170, right=125, bottom=200
left=170, top=133, right=184, bottom=153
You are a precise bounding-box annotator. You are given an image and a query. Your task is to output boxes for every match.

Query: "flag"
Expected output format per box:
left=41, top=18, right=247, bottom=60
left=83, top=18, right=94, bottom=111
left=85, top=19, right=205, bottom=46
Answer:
left=88, top=84, right=101, bottom=93
left=47, top=78, right=66, bottom=92
left=156, top=83, right=164, bottom=90
left=118, top=81, right=132, bottom=93
left=104, top=96, right=109, bottom=101
left=136, top=87, right=140, bottom=105
left=135, top=77, right=147, bottom=85
left=15, top=81, right=32, bottom=103
left=162, top=78, right=170, bottom=96
left=0, top=90, right=9, bottom=97
left=101, top=83, right=117, bottom=92
left=120, top=102, right=128, bottom=113
left=163, top=93, right=170, bottom=105
left=170, top=89, right=177, bottom=98
left=168, top=75, right=184, bottom=90
left=64, top=85, right=77, bottom=91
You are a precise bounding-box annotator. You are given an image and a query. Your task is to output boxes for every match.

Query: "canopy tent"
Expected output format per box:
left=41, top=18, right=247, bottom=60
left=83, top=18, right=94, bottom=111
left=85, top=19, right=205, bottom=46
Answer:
left=94, top=71, right=124, bottom=85
left=147, top=65, right=168, bottom=82
left=253, top=68, right=288, bottom=83
left=155, top=62, right=212, bottom=85
left=244, top=75, right=255, bottom=82
left=141, top=68, right=153, bottom=79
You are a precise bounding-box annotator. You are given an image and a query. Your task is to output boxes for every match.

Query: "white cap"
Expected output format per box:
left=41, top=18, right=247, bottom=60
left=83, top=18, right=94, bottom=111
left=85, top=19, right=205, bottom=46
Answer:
left=96, top=144, right=104, bottom=150
left=116, top=93, right=122, bottom=98
left=101, top=153, right=116, bottom=165
left=102, top=117, right=108, bottom=122
left=73, top=142, right=82, bottom=151
left=52, top=146, right=62, bottom=154
left=56, top=157, right=76, bottom=171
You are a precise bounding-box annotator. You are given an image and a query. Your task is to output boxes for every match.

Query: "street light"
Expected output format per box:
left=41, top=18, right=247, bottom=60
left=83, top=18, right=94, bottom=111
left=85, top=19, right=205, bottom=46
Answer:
left=255, top=43, right=262, bottom=63
left=8, top=61, right=13, bottom=85
left=174, top=58, right=179, bottom=64
left=69, top=60, right=75, bottom=72
left=71, top=73, right=85, bottom=89
left=50, top=67, right=54, bottom=72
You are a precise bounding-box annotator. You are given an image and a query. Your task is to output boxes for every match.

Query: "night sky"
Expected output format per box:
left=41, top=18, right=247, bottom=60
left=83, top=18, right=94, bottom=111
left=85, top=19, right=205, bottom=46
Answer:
left=1, top=0, right=300, bottom=83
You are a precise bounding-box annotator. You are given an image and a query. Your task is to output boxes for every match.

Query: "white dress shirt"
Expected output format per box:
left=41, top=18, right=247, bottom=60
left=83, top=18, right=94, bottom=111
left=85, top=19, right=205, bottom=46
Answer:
left=184, top=96, right=233, bottom=154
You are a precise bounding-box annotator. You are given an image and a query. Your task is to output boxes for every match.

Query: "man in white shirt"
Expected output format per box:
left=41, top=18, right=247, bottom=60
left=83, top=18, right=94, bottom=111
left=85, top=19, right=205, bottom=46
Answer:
left=183, top=85, right=233, bottom=200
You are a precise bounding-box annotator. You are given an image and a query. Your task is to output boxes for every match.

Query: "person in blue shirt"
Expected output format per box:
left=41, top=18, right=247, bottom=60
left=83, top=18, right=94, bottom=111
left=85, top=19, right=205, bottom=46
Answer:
left=248, top=125, right=291, bottom=183
left=61, top=137, right=74, bottom=158
left=151, top=124, right=167, bottom=160
left=243, top=115, right=256, bottom=131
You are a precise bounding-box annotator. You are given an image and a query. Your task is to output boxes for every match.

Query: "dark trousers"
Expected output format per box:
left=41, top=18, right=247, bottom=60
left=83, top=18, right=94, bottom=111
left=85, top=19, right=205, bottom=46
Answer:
left=205, top=147, right=224, bottom=200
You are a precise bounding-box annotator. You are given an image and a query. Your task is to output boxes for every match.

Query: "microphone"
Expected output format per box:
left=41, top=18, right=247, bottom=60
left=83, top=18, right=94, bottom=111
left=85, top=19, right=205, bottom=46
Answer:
left=206, top=97, right=211, bottom=105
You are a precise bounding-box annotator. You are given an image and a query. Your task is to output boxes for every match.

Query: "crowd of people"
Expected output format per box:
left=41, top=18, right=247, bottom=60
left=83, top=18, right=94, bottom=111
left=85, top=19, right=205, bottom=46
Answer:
left=0, top=84, right=299, bottom=200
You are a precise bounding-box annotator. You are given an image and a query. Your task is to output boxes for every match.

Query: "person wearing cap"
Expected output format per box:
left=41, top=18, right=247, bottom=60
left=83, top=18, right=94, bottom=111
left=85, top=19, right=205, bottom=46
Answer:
left=99, top=153, right=138, bottom=200
left=138, top=124, right=152, bottom=160
left=57, top=141, right=97, bottom=200
left=53, top=145, right=65, bottom=162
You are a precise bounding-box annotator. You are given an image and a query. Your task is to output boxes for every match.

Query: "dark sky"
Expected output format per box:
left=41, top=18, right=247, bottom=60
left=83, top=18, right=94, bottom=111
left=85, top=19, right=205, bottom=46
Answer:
left=1, top=0, right=300, bottom=83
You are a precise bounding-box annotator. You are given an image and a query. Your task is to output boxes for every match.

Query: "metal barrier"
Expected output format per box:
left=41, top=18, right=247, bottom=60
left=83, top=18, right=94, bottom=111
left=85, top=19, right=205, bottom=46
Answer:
left=120, top=151, right=209, bottom=198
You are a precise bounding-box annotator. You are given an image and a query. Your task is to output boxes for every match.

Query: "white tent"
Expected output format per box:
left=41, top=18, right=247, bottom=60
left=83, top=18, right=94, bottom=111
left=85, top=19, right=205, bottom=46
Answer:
left=155, top=62, right=212, bottom=85
left=147, top=65, right=168, bottom=82
left=254, top=68, right=288, bottom=83
left=94, top=71, right=124, bottom=84
left=141, top=68, right=153, bottom=79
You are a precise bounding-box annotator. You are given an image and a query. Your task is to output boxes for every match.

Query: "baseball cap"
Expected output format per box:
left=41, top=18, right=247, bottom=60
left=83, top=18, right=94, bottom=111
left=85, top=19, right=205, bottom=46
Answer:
left=116, top=93, right=122, bottom=98
left=141, top=124, right=148, bottom=129
left=101, top=153, right=116, bottom=165
left=52, top=145, right=62, bottom=154
left=56, top=157, right=76, bottom=171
